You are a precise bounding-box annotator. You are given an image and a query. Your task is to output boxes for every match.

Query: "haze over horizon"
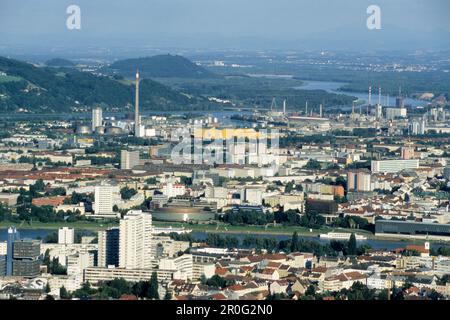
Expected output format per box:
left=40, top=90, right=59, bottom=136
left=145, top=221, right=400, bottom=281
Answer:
left=1, top=0, right=450, bottom=56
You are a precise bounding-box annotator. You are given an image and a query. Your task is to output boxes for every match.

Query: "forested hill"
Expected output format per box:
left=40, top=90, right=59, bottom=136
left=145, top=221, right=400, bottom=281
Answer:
left=46, top=58, right=75, bottom=68
left=0, top=56, right=210, bottom=113
left=107, top=54, right=219, bottom=79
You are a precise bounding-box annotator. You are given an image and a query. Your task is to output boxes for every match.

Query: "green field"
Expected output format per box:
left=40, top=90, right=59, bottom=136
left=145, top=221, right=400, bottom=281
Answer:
left=1, top=220, right=436, bottom=244
left=0, top=219, right=375, bottom=238
left=152, top=220, right=375, bottom=238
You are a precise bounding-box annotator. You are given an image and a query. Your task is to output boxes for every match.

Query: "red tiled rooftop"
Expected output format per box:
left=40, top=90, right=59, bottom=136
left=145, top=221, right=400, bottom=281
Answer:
left=267, top=262, right=282, bottom=269
left=227, top=284, right=245, bottom=292
left=32, top=196, right=67, bottom=207
left=215, top=267, right=229, bottom=276
left=405, top=245, right=429, bottom=254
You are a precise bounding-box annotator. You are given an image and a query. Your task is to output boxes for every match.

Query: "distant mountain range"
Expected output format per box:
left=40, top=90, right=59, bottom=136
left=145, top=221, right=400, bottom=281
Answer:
left=107, top=54, right=219, bottom=79
left=0, top=56, right=214, bottom=113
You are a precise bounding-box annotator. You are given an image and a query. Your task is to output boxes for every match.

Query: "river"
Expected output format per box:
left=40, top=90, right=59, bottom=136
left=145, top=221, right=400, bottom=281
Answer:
left=294, top=80, right=425, bottom=107
left=1, top=228, right=448, bottom=251
left=190, top=232, right=450, bottom=251
left=0, top=229, right=54, bottom=242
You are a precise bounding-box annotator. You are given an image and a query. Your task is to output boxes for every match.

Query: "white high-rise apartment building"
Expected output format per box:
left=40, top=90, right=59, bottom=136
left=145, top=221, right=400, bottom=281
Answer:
left=371, top=159, right=419, bottom=173
left=94, top=185, right=119, bottom=216
left=120, top=150, right=140, bottom=170
left=58, top=227, right=75, bottom=245
left=92, top=107, right=103, bottom=132
left=119, top=210, right=153, bottom=269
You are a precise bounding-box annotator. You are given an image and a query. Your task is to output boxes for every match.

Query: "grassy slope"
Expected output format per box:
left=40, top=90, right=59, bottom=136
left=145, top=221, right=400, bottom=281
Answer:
left=0, top=220, right=373, bottom=238
left=0, top=56, right=202, bottom=112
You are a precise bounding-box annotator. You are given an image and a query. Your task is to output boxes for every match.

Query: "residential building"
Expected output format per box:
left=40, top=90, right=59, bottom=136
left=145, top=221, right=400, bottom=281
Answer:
left=347, top=171, right=372, bottom=192
left=371, top=159, right=419, bottom=173
left=58, top=227, right=75, bottom=245
left=98, top=227, right=120, bottom=267
left=93, top=185, right=120, bottom=217
left=119, top=210, right=153, bottom=269
left=120, top=150, right=140, bottom=170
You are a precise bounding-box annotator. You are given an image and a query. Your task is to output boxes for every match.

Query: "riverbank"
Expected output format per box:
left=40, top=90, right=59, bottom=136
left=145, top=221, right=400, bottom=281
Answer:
left=153, top=221, right=382, bottom=239
left=0, top=220, right=435, bottom=244
left=0, top=220, right=371, bottom=237
left=294, top=80, right=426, bottom=107
left=0, top=221, right=118, bottom=232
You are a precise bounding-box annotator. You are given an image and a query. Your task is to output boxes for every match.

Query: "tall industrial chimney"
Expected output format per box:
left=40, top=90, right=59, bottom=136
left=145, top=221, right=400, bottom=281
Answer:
left=378, top=87, right=381, bottom=105
left=135, top=69, right=140, bottom=136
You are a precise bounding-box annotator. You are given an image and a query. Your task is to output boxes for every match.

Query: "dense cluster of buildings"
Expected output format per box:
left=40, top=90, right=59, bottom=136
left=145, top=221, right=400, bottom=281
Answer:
left=1, top=218, right=449, bottom=300
left=0, top=74, right=449, bottom=300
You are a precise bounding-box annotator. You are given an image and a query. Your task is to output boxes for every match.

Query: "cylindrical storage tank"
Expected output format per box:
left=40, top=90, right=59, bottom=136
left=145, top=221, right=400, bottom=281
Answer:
left=105, top=126, right=123, bottom=135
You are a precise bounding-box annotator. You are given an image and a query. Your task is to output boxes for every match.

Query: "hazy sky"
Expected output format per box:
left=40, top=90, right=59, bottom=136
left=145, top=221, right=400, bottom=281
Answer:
left=1, top=0, right=449, bottom=52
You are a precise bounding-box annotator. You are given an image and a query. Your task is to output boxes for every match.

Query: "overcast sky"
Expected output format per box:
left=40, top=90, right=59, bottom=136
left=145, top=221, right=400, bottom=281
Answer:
left=1, top=0, right=449, bottom=52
